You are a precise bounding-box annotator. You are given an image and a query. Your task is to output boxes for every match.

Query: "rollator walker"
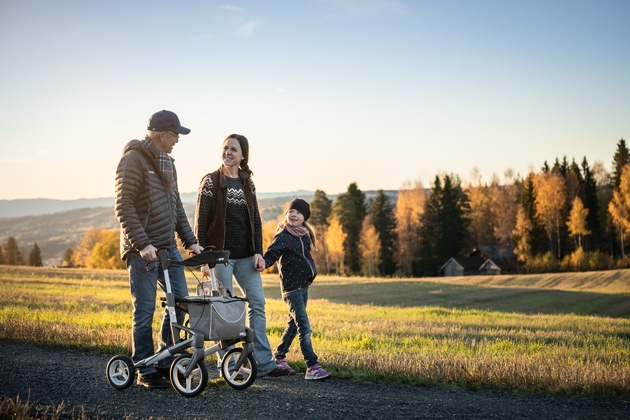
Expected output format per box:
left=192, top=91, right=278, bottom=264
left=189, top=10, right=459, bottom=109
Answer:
left=106, top=248, right=257, bottom=397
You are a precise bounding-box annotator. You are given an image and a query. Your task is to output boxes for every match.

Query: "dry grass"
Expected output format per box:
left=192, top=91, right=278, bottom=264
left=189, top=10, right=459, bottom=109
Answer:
left=0, top=265, right=628, bottom=398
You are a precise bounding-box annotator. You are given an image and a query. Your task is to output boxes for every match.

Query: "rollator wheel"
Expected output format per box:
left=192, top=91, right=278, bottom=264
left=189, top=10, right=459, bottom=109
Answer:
left=106, top=355, right=135, bottom=390
left=220, top=347, right=257, bottom=390
left=170, top=353, right=208, bottom=397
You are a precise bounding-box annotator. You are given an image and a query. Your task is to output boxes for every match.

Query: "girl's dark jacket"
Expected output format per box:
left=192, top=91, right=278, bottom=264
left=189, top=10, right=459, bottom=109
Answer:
left=115, top=139, right=198, bottom=260
left=262, top=228, right=317, bottom=293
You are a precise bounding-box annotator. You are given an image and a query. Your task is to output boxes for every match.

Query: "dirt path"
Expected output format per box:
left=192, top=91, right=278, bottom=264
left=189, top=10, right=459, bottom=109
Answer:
left=1, top=343, right=627, bottom=419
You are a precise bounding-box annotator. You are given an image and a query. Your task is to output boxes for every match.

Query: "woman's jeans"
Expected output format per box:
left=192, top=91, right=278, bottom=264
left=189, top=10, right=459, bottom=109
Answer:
left=215, top=256, right=277, bottom=375
left=127, top=248, right=188, bottom=375
left=275, top=286, right=318, bottom=368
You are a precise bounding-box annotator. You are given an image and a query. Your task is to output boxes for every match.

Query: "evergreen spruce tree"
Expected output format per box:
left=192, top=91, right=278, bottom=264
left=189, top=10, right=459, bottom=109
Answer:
left=437, top=174, right=471, bottom=265
left=5, top=237, right=20, bottom=265
left=419, top=174, right=470, bottom=276
left=309, top=189, right=332, bottom=273
left=332, top=183, right=366, bottom=274
left=369, top=190, right=397, bottom=276
left=581, top=157, right=601, bottom=251
left=419, top=176, right=443, bottom=276
left=310, top=189, right=332, bottom=226
left=612, top=138, right=629, bottom=189
left=29, top=242, right=43, bottom=266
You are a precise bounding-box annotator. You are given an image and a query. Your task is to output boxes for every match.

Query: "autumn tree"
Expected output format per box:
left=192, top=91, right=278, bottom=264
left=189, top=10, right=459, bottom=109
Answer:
left=87, top=230, right=124, bottom=269
left=359, top=216, right=381, bottom=277
left=608, top=139, right=630, bottom=257
left=73, top=229, right=125, bottom=269
left=513, top=206, right=533, bottom=272
left=0, top=247, right=4, bottom=264
left=466, top=180, right=494, bottom=246
left=72, top=229, right=104, bottom=267
left=262, top=220, right=279, bottom=273
left=394, top=180, right=424, bottom=276
left=61, top=248, right=75, bottom=268
left=534, top=171, right=566, bottom=259
left=332, top=183, right=366, bottom=274
left=29, top=242, right=43, bottom=266
left=608, top=164, right=630, bottom=259
left=368, top=190, right=396, bottom=275
left=325, top=214, right=346, bottom=274
left=567, top=197, right=590, bottom=249
left=489, top=170, right=520, bottom=247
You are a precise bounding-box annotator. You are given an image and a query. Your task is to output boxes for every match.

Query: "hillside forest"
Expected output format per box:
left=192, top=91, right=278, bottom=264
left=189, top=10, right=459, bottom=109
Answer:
left=2, top=138, right=630, bottom=277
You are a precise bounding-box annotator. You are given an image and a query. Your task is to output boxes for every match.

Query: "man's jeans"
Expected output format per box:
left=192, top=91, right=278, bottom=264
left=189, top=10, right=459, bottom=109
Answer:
left=127, top=248, right=188, bottom=375
left=275, top=286, right=318, bottom=368
left=215, top=256, right=277, bottom=375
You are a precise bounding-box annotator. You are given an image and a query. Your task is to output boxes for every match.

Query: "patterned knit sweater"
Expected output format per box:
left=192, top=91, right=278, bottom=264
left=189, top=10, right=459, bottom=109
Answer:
left=194, top=168, right=263, bottom=258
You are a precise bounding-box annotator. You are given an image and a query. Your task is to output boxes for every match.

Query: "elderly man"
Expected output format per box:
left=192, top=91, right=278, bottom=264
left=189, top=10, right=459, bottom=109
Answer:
left=115, top=110, right=203, bottom=388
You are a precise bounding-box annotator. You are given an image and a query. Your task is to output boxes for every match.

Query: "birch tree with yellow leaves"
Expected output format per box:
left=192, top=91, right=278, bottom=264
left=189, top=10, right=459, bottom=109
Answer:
left=394, top=180, right=424, bottom=276
left=608, top=164, right=630, bottom=260
left=534, top=171, right=566, bottom=259
left=567, top=196, right=590, bottom=249
left=325, top=214, right=347, bottom=275
left=359, top=216, right=381, bottom=277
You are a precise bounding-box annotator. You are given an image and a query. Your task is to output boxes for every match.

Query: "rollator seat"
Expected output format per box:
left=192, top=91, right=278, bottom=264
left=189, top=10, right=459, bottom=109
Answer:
left=181, top=249, right=230, bottom=268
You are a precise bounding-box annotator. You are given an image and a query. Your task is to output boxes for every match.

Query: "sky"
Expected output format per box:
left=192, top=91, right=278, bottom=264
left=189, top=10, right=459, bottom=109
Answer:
left=1, top=0, right=628, bottom=200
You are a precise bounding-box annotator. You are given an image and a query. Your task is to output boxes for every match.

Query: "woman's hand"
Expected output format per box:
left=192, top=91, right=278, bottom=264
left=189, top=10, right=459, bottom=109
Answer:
left=254, top=254, right=265, bottom=271
left=201, top=264, right=211, bottom=278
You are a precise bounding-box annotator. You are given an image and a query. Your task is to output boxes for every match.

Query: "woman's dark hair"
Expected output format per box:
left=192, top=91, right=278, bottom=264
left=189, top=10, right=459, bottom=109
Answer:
left=225, top=133, right=253, bottom=176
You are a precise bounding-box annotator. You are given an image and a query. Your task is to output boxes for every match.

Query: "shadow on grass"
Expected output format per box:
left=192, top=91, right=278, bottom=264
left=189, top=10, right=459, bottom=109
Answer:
left=264, top=281, right=630, bottom=318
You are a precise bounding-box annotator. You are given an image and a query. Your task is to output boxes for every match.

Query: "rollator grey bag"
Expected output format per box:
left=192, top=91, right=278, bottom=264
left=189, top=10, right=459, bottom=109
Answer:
left=187, top=297, right=247, bottom=341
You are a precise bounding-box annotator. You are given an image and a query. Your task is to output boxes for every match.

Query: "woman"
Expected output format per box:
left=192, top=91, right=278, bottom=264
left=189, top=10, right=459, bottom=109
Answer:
left=194, top=134, right=290, bottom=377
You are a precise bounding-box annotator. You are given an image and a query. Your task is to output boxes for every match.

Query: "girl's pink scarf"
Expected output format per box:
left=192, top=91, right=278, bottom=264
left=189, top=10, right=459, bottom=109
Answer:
left=285, top=224, right=307, bottom=237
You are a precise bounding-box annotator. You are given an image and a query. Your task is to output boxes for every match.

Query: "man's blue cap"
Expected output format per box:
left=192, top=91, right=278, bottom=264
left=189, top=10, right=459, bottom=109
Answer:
left=147, top=110, right=190, bottom=135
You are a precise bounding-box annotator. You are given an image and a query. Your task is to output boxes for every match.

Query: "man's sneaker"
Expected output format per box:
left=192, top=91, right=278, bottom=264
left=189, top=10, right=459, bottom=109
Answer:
left=305, top=363, right=332, bottom=380
left=137, top=372, right=170, bottom=388
left=155, top=365, right=170, bottom=378
left=275, top=359, right=296, bottom=375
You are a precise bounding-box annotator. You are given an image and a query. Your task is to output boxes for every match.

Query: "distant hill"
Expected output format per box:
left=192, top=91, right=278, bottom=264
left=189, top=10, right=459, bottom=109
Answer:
left=0, top=207, right=120, bottom=265
left=0, top=190, right=316, bottom=218
left=0, top=190, right=397, bottom=265
left=0, top=198, right=116, bottom=218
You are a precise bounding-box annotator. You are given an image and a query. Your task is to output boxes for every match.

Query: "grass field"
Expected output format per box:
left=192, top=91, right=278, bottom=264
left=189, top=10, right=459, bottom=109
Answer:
left=0, top=265, right=628, bottom=399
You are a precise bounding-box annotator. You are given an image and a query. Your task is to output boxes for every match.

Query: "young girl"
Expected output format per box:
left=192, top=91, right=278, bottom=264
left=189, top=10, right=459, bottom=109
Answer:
left=258, top=198, right=332, bottom=380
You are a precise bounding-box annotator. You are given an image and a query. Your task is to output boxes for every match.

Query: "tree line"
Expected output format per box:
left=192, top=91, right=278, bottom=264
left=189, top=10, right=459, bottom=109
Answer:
left=0, top=237, right=43, bottom=267
left=281, top=138, right=629, bottom=276
left=3, top=138, right=628, bottom=276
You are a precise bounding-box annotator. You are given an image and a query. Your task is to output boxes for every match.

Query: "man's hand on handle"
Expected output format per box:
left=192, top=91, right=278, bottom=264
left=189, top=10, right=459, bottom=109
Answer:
left=140, top=244, right=158, bottom=261
left=187, top=244, right=204, bottom=255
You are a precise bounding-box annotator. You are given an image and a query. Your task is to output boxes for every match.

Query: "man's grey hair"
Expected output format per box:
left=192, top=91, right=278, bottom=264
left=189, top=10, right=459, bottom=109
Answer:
left=146, top=130, right=161, bottom=140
